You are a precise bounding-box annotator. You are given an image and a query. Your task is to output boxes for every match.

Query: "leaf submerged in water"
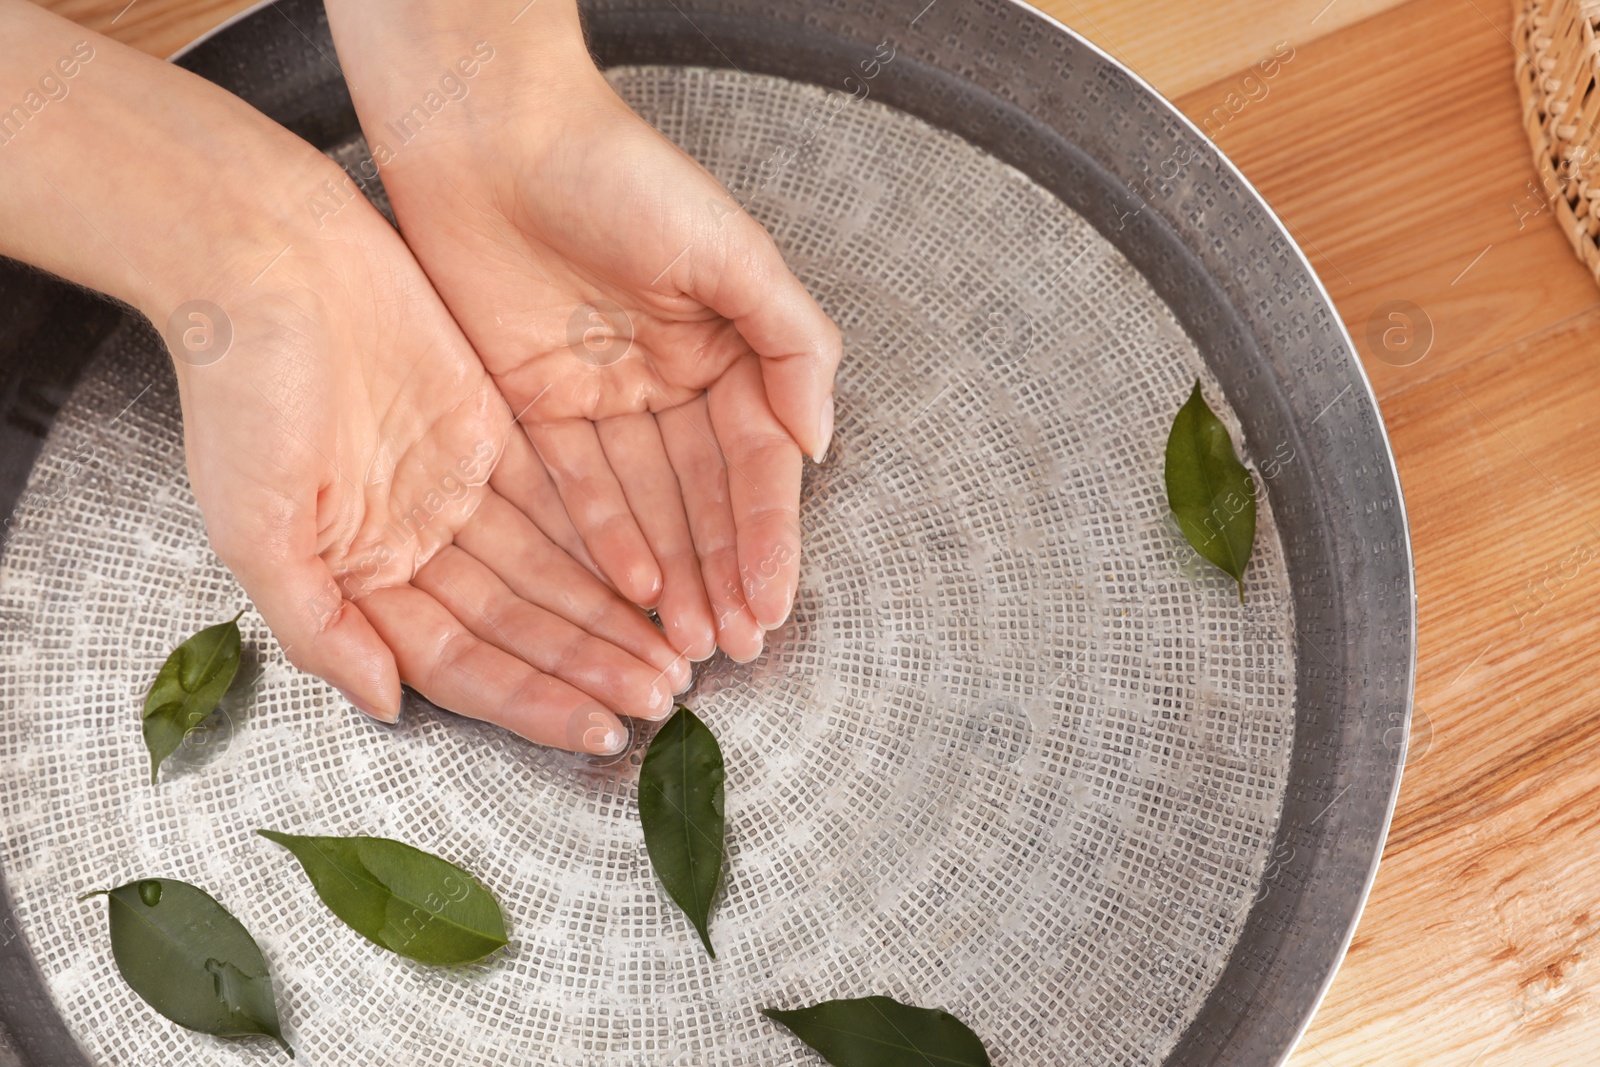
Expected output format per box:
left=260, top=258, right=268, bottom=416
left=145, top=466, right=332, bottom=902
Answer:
left=762, top=995, right=992, bottom=1066
left=142, top=612, right=243, bottom=784
left=257, top=830, right=508, bottom=966
left=1164, top=379, right=1257, bottom=600
left=82, top=877, right=291, bottom=1056
left=638, top=705, right=725, bottom=958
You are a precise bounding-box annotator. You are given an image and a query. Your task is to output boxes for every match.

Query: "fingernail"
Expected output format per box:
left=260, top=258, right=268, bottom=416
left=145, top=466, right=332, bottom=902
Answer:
left=648, top=686, right=675, bottom=718
left=813, top=394, right=835, bottom=463
left=758, top=589, right=794, bottom=632
left=670, top=617, right=718, bottom=667
left=338, top=686, right=398, bottom=724
left=682, top=634, right=717, bottom=665
left=584, top=723, right=627, bottom=755
left=569, top=704, right=630, bottom=755
left=654, top=643, right=693, bottom=693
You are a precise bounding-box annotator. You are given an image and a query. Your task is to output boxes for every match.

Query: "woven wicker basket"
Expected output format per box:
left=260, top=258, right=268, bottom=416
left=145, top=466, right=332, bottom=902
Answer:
left=1515, top=0, right=1600, bottom=278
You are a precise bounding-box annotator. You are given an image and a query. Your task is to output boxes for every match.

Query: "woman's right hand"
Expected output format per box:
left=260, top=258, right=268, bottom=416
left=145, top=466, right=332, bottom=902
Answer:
left=0, top=2, right=687, bottom=753
left=323, top=0, right=843, bottom=665
left=172, top=182, right=691, bottom=754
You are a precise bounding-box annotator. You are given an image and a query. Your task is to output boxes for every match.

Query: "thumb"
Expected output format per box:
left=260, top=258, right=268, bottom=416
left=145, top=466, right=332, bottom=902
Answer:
left=217, top=534, right=402, bottom=723
left=698, top=216, right=842, bottom=461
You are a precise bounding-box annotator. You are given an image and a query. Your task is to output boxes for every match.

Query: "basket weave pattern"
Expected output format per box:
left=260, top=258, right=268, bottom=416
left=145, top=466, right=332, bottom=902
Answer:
left=1516, top=0, right=1600, bottom=277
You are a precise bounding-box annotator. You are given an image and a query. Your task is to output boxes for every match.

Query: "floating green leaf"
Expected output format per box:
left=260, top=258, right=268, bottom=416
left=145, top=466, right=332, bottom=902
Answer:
left=81, top=877, right=291, bottom=1057
left=143, top=612, right=244, bottom=784
left=257, top=830, right=507, bottom=965
left=1164, top=379, right=1257, bottom=600
left=638, top=704, right=725, bottom=958
left=762, top=996, right=991, bottom=1067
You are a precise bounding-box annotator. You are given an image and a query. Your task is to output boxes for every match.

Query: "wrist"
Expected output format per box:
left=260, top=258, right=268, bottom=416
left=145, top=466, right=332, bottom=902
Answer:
left=323, top=0, right=590, bottom=70
left=324, top=0, right=607, bottom=155
left=0, top=5, right=352, bottom=333
left=138, top=146, right=344, bottom=308
left=149, top=150, right=362, bottom=376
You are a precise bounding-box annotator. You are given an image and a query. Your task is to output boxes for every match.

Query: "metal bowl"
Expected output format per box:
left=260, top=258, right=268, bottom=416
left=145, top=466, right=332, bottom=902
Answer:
left=0, top=1, right=1413, bottom=1064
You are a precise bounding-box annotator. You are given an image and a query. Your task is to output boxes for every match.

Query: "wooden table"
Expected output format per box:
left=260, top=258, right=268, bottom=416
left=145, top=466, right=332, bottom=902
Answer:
left=35, top=0, right=1600, bottom=1063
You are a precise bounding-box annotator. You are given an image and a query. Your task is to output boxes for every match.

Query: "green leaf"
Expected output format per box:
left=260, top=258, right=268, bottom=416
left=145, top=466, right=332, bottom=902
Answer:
left=143, top=612, right=244, bottom=784
left=82, top=878, right=291, bottom=1057
left=257, top=830, right=507, bottom=965
left=762, top=996, right=992, bottom=1067
left=1164, top=379, right=1257, bottom=600
left=638, top=704, right=725, bottom=958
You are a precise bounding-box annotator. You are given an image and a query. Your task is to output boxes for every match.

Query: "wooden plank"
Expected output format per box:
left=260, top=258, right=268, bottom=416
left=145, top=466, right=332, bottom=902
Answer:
left=51, top=0, right=1414, bottom=82
left=1172, top=0, right=1600, bottom=403
left=1030, top=0, right=1409, bottom=97
left=1163, top=1, right=1600, bottom=1063
left=27, top=0, right=1600, bottom=1063
left=33, top=0, right=257, bottom=57
left=1288, top=308, right=1600, bottom=1066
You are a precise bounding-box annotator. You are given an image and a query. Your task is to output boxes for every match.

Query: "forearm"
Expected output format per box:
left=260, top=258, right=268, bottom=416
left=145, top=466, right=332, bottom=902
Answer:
left=323, top=0, right=602, bottom=164
left=0, top=0, right=342, bottom=324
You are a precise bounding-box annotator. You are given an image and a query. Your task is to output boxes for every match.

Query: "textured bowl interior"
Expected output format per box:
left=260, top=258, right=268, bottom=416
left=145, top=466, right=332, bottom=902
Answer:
left=0, top=2, right=1414, bottom=1066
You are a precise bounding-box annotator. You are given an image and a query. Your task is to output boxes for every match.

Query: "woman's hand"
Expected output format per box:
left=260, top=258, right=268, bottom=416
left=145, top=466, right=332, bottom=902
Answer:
left=0, top=3, right=688, bottom=753
left=324, top=0, right=842, bottom=663
left=176, top=204, right=692, bottom=752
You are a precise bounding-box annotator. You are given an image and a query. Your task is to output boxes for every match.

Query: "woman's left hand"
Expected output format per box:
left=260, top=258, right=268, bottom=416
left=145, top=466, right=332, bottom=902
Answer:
left=325, top=0, right=842, bottom=664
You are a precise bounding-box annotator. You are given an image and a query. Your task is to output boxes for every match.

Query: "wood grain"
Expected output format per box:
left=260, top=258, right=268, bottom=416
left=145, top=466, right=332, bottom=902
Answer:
left=46, top=0, right=1411, bottom=78
left=28, top=0, right=1600, bottom=1063
left=1164, top=1, right=1600, bottom=1063
left=1031, top=0, right=1408, bottom=97
left=1176, top=0, right=1600, bottom=403
left=36, top=0, right=256, bottom=57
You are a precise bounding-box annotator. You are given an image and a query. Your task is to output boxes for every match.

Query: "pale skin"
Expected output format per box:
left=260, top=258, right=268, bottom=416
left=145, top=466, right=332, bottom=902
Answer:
left=323, top=0, right=840, bottom=662
left=0, top=0, right=839, bottom=754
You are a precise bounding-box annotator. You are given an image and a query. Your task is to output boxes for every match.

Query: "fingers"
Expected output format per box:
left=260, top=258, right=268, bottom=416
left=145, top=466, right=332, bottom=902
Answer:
left=657, top=395, right=766, bottom=662
left=452, top=493, right=692, bottom=693
left=489, top=427, right=605, bottom=584
left=694, top=215, right=842, bottom=461
left=415, top=545, right=675, bottom=721
left=523, top=416, right=663, bottom=609
left=361, top=584, right=631, bottom=755
left=594, top=413, right=717, bottom=662
left=707, top=355, right=804, bottom=633
left=213, top=526, right=401, bottom=723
